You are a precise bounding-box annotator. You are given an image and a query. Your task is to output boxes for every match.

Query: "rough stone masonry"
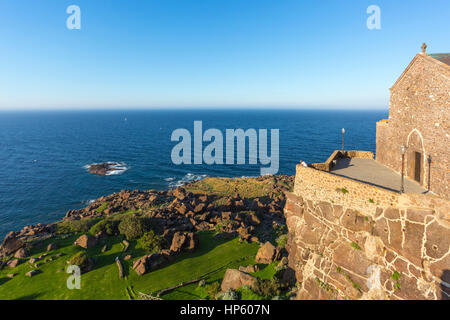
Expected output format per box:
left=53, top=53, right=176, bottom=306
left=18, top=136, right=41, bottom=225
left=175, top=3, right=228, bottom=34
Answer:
left=376, top=47, right=450, bottom=198
left=284, top=165, right=450, bottom=300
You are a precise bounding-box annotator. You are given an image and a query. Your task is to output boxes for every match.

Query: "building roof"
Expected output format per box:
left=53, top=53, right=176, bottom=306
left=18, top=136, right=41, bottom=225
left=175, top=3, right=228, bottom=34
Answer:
left=429, top=53, right=450, bottom=66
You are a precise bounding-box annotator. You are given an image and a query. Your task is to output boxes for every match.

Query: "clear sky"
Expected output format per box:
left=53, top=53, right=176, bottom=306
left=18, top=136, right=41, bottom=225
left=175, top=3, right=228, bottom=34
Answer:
left=0, top=0, right=448, bottom=110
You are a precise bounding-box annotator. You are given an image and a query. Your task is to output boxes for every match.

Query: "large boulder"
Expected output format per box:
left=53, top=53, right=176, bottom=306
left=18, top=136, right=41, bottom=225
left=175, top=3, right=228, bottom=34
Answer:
left=169, top=232, right=198, bottom=254
left=132, top=253, right=168, bottom=276
left=74, top=234, right=97, bottom=249
left=26, top=270, right=38, bottom=277
left=0, top=237, right=24, bottom=256
left=221, top=269, right=257, bottom=292
left=239, top=265, right=259, bottom=273
left=255, top=242, right=280, bottom=264
left=132, top=256, right=148, bottom=276
left=47, top=243, right=57, bottom=251
left=7, top=259, right=20, bottom=268
left=14, top=247, right=29, bottom=258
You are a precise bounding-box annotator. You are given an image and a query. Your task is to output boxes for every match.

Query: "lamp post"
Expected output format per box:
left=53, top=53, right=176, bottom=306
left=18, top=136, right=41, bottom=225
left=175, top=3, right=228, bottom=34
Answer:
left=400, top=145, right=407, bottom=193
left=342, top=128, right=345, bottom=152
left=427, top=155, right=432, bottom=191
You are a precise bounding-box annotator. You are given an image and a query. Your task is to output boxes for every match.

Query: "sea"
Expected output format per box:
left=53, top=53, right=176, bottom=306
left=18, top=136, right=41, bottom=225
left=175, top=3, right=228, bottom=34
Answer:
left=0, top=109, right=387, bottom=238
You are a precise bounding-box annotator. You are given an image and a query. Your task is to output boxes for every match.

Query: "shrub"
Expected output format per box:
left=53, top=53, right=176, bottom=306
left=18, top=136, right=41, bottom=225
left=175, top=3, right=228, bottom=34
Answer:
left=137, top=230, right=166, bottom=253
left=89, top=219, right=119, bottom=236
left=118, top=216, right=146, bottom=240
left=221, top=289, right=238, bottom=300
left=56, top=218, right=99, bottom=234
left=276, top=234, right=288, bottom=248
left=206, top=282, right=221, bottom=300
left=95, top=202, right=109, bottom=213
left=252, top=278, right=287, bottom=299
left=350, top=242, right=361, bottom=250
left=69, top=251, right=91, bottom=272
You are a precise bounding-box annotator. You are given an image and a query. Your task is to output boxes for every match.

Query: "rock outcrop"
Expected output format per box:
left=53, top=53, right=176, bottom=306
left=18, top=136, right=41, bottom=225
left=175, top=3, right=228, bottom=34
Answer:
left=132, top=253, right=169, bottom=276
left=221, top=269, right=257, bottom=292
left=14, top=247, right=28, bottom=258
left=74, top=235, right=97, bottom=249
left=170, top=232, right=198, bottom=254
left=87, top=163, right=125, bottom=176
left=255, top=242, right=282, bottom=264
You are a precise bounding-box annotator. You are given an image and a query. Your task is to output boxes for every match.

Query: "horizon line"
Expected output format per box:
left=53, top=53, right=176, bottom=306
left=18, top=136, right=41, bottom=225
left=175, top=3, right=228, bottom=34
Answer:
left=0, top=105, right=389, bottom=112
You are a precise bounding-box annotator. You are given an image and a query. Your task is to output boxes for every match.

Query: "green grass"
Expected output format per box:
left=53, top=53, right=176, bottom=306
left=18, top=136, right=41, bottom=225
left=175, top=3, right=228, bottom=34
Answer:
left=185, top=176, right=290, bottom=199
left=95, top=202, right=109, bottom=213
left=251, top=262, right=277, bottom=280
left=0, top=232, right=259, bottom=300
left=350, top=242, right=361, bottom=250
left=133, top=232, right=259, bottom=299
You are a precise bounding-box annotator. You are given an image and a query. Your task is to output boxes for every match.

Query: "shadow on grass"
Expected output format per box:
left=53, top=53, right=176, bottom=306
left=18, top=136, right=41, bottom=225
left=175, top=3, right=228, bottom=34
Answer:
left=162, top=288, right=203, bottom=300
left=0, top=277, right=12, bottom=285
left=15, top=293, right=44, bottom=300
left=166, top=231, right=238, bottom=266
left=28, top=233, right=79, bottom=257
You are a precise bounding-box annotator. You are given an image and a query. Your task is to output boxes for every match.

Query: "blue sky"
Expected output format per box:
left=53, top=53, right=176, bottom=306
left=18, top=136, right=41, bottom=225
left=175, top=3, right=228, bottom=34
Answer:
left=0, top=0, right=448, bottom=110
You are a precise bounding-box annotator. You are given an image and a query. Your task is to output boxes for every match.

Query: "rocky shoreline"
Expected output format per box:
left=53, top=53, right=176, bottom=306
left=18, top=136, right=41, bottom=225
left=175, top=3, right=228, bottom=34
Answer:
left=0, top=175, right=294, bottom=278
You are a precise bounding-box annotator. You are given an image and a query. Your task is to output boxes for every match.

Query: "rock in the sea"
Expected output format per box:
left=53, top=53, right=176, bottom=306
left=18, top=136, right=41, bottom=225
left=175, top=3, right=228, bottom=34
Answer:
left=14, top=247, right=28, bottom=258
left=221, top=269, right=257, bottom=292
left=74, top=234, right=97, bottom=249
left=87, top=163, right=125, bottom=176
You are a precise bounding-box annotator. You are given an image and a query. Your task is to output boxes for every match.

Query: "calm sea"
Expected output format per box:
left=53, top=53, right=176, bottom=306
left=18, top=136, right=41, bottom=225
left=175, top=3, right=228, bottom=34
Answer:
left=0, top=109, right=387, bottom=238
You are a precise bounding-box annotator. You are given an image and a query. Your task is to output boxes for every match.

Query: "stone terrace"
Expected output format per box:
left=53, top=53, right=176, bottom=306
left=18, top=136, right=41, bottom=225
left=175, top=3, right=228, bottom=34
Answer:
left=330, top=158, right=428, bottom=194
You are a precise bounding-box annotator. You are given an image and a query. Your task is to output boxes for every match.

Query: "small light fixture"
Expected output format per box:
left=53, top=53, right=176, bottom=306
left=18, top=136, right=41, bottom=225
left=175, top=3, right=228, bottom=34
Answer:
left=400, top=145, right=407, bottom=193
left=400, top=145, right=406, bottom=155
left=427, top=155, right=432, bottom=191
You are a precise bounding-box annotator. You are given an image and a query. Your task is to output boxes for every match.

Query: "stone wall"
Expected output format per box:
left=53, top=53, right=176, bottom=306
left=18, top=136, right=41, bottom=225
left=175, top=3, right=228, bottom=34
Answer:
left=310, top=150, right=374, bottom=172
left=285, top=165, right=450, bottom=300
left=376, top=53, right=450, bottom=198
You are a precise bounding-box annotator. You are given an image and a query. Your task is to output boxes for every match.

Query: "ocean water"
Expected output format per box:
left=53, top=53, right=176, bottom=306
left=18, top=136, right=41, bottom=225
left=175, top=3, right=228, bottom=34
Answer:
left=0, top=109, right=387, bottom=238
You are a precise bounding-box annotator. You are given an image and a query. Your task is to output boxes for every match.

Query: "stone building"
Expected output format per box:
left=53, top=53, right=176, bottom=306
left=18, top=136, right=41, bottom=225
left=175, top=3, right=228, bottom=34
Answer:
left=376, top=44, right=450, bottom=198
left=283, top=44, right=450, bottom=300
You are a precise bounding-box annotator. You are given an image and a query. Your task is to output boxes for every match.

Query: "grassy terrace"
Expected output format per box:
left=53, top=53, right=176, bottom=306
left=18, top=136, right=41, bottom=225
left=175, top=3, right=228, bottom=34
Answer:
left=186, top=176, right=291, bottom=198
left=0, top=232, right=259, bottom=300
